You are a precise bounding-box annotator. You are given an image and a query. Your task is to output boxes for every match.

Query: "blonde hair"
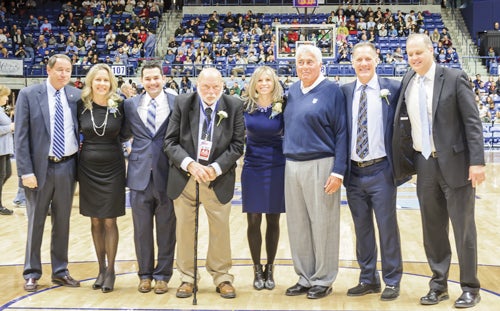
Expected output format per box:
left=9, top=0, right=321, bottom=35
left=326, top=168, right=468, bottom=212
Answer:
left=242, top=66, right=283, bottom=113
left=81, top=63, right=121, bottom=110
left=0, top=84, right=11, bottom=97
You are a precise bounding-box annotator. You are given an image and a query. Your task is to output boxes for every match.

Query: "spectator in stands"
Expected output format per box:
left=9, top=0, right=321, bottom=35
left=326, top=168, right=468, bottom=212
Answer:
left=103, top=55, right=113, bottom=65
left=26, top=14, right=38, bottom=29
left=0, top=30, right=6, bottom=44
left=486, top=96, right=500, bottom=121
left=14, top=44, right=28, bottom=58
left=65, top=41, right=79, bottom=58
left=39, top=18, right=52, bottom=34
left=84, top=36, right=96, bottom=51
left=180, top=76, right=192, bottom=94
left=232, top=54, right=247, bottom=77
left=436, top=49, right=447, bottom=64
left=57, top=13, right=68, bottom=27
left=12, top=28, right=25, bottom=49
left=494, top=22, right=500, bottom=31
left=473, top=74, right=483, bottom=90
left=446, top=47, right=459, bottom=63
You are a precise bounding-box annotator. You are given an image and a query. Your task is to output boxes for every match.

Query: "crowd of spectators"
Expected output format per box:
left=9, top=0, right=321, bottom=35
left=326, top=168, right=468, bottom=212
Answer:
left=472, top=73, right=500, bottom=123
left=0, top=0, right=163, bottom=75
left=163, top=4, right=463, bottom=77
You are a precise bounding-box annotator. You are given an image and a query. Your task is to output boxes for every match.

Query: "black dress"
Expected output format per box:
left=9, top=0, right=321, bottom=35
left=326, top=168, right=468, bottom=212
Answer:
left=78, top=100, right=126, bottom=218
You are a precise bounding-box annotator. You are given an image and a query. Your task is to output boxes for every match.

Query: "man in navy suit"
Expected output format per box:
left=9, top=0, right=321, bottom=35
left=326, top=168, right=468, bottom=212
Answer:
left=341, top=42, right=403, bottom=301
left=15, top=54, right=81, bottom=292
left=123, top=62, right=177, bottom=294
left=393, top=34, right=485, bottom=308
left=164, top=68, right=244, bottom=299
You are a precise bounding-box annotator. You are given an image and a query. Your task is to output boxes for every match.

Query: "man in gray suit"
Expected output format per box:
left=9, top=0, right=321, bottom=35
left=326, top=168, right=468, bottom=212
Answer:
left=123, top=62, right=177, bottom=294
left=15, top=54, right=81, bottom=292
left=393, top=34, right=485, bottom=308
left=164, top=68, right=244, bottom=299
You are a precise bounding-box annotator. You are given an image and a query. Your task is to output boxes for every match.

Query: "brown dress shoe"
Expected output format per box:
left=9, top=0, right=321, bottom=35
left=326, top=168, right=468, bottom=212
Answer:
left=176, top=282, right=194, bottom=298
left=24, top=278, right=38, bottom=292
left=52, top=275, right=80, bottom=287
left=154, top=280, right=168, bottom=294
left=216, top=281, right=236, bottom=299
left=138, top=279, right=152, bottom=293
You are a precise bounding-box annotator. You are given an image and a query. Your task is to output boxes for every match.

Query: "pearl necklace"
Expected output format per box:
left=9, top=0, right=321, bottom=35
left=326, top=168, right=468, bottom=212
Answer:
left=90, top=106, right=109, bottom=137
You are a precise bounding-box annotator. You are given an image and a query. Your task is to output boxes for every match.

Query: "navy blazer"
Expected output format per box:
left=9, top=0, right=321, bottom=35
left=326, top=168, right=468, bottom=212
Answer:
left=341, top=76, right=402, bottom=186
left=163, top=92, right=245, bottom=204
left=14, top=82, right=81, bottom=189
left=123, top=90, right=177, bottom=192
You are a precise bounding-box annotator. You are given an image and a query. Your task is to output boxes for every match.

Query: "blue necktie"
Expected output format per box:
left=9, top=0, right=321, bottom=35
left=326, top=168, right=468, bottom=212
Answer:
left=202, top=107, right=213, bottom=141
left=147, top=98, right=157, bottom=136
left=419, top=76, right=432, bottom=159
left=53, top=90, right=65, bottom=159
left=356, top=84, right=369, bottom=159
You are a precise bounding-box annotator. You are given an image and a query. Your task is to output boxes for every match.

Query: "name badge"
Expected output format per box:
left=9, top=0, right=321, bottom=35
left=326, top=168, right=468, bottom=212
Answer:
left=198, top=139, right=212, bottom=162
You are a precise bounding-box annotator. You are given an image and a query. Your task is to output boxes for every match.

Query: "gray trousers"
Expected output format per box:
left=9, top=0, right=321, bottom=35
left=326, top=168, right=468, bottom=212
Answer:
left=285, top=157, right=340, bottom=287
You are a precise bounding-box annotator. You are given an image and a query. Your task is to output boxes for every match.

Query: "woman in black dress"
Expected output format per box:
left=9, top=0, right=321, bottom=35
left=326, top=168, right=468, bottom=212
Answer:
left=78, top=64, right=127, bottom=293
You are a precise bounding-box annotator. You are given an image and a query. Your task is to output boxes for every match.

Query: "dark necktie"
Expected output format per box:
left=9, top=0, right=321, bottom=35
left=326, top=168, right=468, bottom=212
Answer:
left=53, top=90, right=65, bottom=159
left=202, top=107, right=213, bottom=141
left=356, top=85, right=369, bottom=159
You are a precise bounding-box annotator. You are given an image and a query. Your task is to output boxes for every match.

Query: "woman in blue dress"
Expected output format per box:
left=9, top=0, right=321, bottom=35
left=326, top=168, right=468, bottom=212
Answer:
left=241, top=66, right=285, bottom=290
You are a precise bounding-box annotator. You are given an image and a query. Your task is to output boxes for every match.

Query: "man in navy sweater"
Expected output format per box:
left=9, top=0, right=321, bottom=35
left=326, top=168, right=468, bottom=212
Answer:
left=283, top=44, right=347, bottom=299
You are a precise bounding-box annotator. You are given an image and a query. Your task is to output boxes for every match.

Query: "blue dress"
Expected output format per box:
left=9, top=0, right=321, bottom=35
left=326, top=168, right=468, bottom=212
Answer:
left=241, top=105, right=285, bottom=214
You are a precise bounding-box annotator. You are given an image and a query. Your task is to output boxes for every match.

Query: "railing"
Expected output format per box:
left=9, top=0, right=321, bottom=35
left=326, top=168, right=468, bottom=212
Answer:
left=183, top=0, right=426, bottom=5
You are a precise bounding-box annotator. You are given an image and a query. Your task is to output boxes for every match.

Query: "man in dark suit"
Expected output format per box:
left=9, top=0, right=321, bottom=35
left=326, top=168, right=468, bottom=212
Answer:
left=15, top=54, right=81, bottom=292
left=393, top=34, right=486, bottom=308
left=341, top=42, right=403, bottom=301
left=123, top=62, right=177, bottom=294
left=164, top=67, right=244, bottom=299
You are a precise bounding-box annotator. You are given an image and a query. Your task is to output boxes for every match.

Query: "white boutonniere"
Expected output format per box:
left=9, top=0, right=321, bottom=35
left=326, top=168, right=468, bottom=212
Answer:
left=217, top=110, right=228, bottom=126
left=107, top=98, right=120, bottom=117
left=380, top=89, right=391, bottom=105
left=270, top=101, right=283, bottom=119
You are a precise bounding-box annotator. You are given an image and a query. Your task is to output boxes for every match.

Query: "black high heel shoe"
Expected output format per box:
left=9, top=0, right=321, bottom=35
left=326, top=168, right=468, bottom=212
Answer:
left=264, top=264, right=275, bottom=290
left=101, top=271, right=115, bottom=293
left=253, top=264, right=265, bottom=290
left=92, top=272, right=105, bottom=290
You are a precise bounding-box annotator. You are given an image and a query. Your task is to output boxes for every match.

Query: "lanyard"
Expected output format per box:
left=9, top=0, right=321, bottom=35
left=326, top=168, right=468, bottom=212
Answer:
left=199, top=99, right=218, bottom=140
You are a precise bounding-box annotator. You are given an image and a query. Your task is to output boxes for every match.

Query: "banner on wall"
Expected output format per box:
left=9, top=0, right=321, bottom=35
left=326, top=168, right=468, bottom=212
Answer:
left=0, top=59, right=23, bottom=76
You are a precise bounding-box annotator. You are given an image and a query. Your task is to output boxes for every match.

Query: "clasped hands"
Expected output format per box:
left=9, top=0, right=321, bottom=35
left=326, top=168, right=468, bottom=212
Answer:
left=187, top=161, right=217, bottom=183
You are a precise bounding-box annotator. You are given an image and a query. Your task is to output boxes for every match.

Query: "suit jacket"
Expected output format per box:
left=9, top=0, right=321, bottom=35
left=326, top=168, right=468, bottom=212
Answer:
left=123, top=90, right=176, bottom=192
left=163, top=92, right=245, bottom=204
left=341, top=76, right=403, bottom=186
left=392, top=65, right=485, bottom=188
left=14, top=82, right=81, bottom=189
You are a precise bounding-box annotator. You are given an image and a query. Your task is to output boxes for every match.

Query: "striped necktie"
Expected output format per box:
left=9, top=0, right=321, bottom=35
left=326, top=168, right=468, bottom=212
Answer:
left=53, top=90, right=65, bottom=159
left=356, top=84, right=369, bottom=159
left=147, top=98, right=157, bottom=136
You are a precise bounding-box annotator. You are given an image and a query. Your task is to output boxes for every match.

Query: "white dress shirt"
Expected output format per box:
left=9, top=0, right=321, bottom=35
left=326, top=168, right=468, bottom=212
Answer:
left=138, top=91, right=170, bottom=131
left=46, top=81, right=78, bottom=157
left=406, top=62, right=437, bottom=153
left=351, top=75, right=386, bottom=162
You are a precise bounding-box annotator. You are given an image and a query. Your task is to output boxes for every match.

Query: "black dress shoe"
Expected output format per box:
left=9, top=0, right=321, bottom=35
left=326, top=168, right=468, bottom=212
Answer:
left=347, top=282, right=381, bottom=296
left=52, top=275, right=80, bottom=287
left=285, top=283, right=311, bottom=296
left=307, top=285, right=332, bottom=299
left=420, top=289, right=449, bottom=305
left=454, top=291, right=481, bottom=308
left=381, top=285, right=400, bottom=301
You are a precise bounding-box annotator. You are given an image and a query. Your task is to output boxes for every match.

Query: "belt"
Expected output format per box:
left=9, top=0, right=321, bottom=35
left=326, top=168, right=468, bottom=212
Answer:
left=48, top=154, right=76, bottom=163
left=351, top=156, right=387, bottom=168
left=419, top=151, right=438, bottom=158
